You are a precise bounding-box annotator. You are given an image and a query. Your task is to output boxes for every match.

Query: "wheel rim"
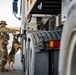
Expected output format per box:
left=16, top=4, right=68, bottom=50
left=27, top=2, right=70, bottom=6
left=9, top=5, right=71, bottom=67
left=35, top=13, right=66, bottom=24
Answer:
left=67, top=32, right=76, bottom=75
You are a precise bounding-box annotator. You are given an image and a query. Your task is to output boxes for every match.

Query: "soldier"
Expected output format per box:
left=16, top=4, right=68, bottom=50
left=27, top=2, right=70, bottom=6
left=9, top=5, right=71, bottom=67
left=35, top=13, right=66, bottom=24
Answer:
left=0, top=20, right=9, bottom=72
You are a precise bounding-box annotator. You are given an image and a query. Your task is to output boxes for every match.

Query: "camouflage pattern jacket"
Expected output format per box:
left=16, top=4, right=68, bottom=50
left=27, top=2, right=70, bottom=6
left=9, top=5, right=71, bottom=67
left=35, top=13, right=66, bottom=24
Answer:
left=0, top=27, right=9, bottom=40
left=0, top=27, right=9, bottom=48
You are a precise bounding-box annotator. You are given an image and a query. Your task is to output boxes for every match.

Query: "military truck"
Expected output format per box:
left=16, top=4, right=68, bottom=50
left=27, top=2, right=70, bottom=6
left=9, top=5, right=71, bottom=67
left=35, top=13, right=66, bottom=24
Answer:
left=12, top=0, right=76, bottom=75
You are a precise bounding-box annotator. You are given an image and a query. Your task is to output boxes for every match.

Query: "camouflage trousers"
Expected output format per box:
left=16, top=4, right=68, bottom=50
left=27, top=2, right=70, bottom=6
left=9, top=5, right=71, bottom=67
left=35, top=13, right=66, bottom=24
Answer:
left=0, top=46, right=7, bottom=71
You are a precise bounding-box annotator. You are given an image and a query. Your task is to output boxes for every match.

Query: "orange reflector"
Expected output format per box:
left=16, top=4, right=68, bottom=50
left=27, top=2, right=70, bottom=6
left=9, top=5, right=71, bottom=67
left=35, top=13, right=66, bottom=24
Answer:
left=49, top=40, right=60, bottom=48
left=49, top=41, right=54, bottom=48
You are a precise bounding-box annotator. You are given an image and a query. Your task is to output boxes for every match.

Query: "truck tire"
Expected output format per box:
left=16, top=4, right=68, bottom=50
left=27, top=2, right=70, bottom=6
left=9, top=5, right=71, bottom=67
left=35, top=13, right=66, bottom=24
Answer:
left=59, top=2, right=76, bottom=75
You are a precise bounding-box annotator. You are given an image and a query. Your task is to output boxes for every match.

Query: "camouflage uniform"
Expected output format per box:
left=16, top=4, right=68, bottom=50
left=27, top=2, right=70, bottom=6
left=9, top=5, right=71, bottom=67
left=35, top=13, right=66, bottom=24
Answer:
left=0, top=27, right=9, bottom=71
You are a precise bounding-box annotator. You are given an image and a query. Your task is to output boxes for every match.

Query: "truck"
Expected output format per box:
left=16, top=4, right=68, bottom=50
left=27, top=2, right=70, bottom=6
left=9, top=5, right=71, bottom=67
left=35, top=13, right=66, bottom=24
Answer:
left=12, top=0, right=76, bottom=75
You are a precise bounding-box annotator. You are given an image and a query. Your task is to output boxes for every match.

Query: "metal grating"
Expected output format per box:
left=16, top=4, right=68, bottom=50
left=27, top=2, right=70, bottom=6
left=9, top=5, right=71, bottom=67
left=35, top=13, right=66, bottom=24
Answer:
left=30, top=0, right=61, bottom=15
